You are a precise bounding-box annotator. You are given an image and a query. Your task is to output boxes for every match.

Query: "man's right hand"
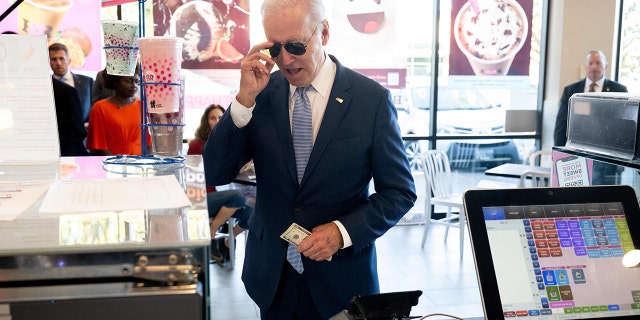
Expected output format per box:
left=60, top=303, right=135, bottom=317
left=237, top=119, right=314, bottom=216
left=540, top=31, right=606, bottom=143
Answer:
left=236, top=42, right=276, bottom=107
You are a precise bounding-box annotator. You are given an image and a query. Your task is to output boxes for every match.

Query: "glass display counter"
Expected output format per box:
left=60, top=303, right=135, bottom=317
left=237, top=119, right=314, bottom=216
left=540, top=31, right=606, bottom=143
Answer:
left=552, top=146, right=640, bottom=197
left=0, top=155, right=211, bottom=320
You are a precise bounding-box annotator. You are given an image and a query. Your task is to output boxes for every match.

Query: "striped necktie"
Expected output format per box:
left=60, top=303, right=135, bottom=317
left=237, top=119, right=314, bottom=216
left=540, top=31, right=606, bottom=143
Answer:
left=287, top=85, right=312, bottom=274
left=589, top=82, right=597, bottom=92
left=292, top=85, right=313, bottom=183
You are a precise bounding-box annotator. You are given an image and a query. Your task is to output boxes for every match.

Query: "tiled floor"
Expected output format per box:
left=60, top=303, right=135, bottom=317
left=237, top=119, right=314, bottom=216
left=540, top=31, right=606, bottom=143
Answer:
left=209, top=223, right=486, bottom=320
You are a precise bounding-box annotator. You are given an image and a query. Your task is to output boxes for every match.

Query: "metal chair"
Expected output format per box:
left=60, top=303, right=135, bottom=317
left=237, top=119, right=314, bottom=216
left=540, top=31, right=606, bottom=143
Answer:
left=212, top=217, right=236, bottom=268
left=420, top=150, right=465, bottom=257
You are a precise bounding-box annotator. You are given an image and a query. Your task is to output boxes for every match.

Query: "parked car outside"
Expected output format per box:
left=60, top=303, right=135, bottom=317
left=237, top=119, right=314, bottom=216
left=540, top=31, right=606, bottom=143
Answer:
left=397, top=87, right=520, bottom=171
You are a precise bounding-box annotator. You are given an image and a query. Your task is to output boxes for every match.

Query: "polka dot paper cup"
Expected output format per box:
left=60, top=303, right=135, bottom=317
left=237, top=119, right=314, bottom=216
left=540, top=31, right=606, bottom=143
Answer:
left=101, top=20, right=139, bottom=76
left=138, top=36, right=184, bottom=114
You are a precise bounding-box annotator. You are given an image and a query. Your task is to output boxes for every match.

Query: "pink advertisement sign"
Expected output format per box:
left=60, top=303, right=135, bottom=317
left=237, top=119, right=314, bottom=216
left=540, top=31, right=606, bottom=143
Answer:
left=449, top=0, right=533, bottom=76
left=153, top=0, right=249, bottom=70
left=552, top=150, right=592, bottom=187
left=0, top=0, right=102, bottom=71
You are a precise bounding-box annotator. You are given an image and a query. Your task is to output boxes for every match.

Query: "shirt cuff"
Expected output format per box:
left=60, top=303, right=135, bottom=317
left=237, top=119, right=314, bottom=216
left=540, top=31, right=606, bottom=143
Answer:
left=333, top=220, right=352, bottom=249
left=229, top=96, right=255, bottom=128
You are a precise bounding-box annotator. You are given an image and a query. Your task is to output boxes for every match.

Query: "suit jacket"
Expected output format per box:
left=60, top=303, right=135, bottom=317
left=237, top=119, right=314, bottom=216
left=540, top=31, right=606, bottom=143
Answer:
left=71, top=73, right=94, bottom=122
left=203, top=55, right=416, bottom=318
left=554, top=78, right=627, bottom=146
left=52, top=79, right=89, bottom=156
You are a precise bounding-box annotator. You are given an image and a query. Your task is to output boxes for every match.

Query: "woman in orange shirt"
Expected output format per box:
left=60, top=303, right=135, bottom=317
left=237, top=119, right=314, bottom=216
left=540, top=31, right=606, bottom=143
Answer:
left=87, top=69, right=149, bottom=156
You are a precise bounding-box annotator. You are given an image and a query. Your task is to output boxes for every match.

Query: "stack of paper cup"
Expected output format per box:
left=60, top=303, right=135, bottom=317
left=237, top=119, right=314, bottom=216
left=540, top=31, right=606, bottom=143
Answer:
left=101, top=20, right=139, bottom=76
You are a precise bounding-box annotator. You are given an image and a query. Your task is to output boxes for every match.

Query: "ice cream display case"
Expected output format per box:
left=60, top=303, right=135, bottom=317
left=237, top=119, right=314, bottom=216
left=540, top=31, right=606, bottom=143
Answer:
left=0, top=156, right=211, bottom=320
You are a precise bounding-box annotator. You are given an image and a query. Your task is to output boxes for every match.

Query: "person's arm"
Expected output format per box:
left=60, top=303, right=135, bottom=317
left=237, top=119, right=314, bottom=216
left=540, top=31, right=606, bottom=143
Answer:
left=234, top=42, right=276, bottom=108
left=203, top=42, right=275, bottom=186
left=299, top=88, right=417, bottom=261
left=203, top=110, right=253, bottom=187
left=341, top=91, right=416, bottom=251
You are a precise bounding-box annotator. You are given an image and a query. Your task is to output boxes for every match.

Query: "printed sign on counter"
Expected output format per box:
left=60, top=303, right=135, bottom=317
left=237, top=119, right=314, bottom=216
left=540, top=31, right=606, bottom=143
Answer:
left=553, top=152, right=591, bottom=187
left=0, top=35, right=60, bottom=164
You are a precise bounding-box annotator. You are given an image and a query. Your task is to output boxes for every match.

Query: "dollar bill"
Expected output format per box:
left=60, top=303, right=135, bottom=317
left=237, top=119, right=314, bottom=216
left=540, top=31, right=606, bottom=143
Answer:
left=280, top=223, right=332, bottom=261
left=280, top=223, right=311, bottom=246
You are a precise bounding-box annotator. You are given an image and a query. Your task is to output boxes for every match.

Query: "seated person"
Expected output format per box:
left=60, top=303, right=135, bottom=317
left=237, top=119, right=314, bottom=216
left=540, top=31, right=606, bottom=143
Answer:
left=86, top=66, right=150, bottom=156
left=206, top=188, right=252, bottom=264
left=188, top=104, right=252, bottom=264
left=187, top=104, right=224, bottom=155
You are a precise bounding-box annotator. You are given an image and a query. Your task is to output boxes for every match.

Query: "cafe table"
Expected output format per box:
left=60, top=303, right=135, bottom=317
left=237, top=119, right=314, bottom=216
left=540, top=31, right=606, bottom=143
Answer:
left=484, top=163, right=552, bottom=179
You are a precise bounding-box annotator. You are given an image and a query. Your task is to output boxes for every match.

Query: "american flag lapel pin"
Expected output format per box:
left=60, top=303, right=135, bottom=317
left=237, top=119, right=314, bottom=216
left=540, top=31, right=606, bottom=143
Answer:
left=335, top=97, right=344, bottom=103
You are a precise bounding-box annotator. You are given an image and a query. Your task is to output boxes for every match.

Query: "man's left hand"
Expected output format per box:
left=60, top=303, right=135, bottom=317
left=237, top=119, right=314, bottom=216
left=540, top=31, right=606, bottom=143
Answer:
left=297, top=222, right=343, bottom=261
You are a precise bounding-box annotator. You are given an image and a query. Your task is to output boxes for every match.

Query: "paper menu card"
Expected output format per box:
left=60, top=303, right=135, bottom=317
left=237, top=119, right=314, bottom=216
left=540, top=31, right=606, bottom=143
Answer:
left=0, top=35, right=60, bottom=164
left=0, top=180, right=52, bottom=221
left=39, top=175, right=191, bottom=215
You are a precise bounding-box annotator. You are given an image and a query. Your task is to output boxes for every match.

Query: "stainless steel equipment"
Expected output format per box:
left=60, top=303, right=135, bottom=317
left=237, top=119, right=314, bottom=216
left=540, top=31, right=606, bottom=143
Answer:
left=0, top=156, right=211, bottom=320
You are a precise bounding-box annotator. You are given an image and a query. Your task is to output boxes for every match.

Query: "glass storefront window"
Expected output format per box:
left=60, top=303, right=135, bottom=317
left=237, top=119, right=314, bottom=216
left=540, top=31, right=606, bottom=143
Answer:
left=142, top=0, right=544, bottom=176
left=432, top=0, right=543, bottom=172
left=618, top=0, right=640, bottom=93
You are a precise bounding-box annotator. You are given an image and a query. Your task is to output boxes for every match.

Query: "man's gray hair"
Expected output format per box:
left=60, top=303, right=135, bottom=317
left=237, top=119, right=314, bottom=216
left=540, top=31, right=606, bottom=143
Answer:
left=262, top=0, right=326, bottom=25
left=586, top=49, right=607, bottom=64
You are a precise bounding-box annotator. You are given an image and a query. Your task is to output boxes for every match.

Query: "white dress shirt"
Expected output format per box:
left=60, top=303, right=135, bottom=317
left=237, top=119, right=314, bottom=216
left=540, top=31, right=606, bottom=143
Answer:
left=585, top=77, right=604, bottom=93
left=56, top=71, right=75, bottom=88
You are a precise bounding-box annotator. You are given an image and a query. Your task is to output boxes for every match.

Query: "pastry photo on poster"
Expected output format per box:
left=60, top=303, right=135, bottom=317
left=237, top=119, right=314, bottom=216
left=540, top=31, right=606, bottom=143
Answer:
left=153, top=0, right=250, bottom=70
left=1, top=0, right=102, bottom=70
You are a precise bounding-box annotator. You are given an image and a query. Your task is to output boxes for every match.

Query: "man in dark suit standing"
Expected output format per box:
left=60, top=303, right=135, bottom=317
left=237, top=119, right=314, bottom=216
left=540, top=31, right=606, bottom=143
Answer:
left=554, top=50, right=627, bottom=146
left=203, top=0, right=416, bottom=318
left=49, top=43, right=94, bottom=124
left=554, top=49, right=627, bottom=185
left=52, top=79, right=89, bottom=156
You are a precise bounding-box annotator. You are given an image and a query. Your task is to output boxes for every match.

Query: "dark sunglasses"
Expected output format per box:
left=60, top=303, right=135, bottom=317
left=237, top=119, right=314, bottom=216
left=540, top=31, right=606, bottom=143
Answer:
left=268, top=25, right=319, bottom=57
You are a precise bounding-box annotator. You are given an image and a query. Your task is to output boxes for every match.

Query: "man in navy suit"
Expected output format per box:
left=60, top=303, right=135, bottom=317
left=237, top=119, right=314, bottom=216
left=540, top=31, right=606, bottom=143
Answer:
left=554, top=50, right=627, bottom=185
left=52, top=79, right=89, bottom=157
left=49, top=43, right=94, bottom=123
left=203, top=0, right=416, bottom=318
left=554, top=50, right=627, bottom=146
